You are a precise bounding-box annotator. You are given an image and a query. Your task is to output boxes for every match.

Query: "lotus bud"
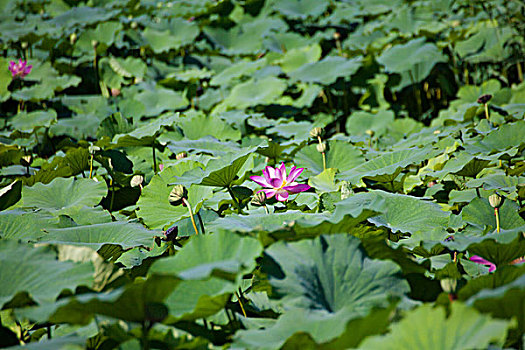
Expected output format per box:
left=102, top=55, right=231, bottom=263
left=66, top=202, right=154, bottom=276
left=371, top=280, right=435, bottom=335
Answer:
left=20, top=155, right=32, bottom=167
left=488, top=193, right=502, bottom=208
left=169, top=185, right=188, bottom=206
left=21, top=42, right=28, bottom=49
left=88, top=144, right=100, bottom=155
left=477, top=94, right=492, bottom=104
left=333, top=32, right=341, bottom=40
left=309, top=127, right=323, bottom=138
left=130, top=175, right=144, bottom=188
left=316, top=142, right=327, bottom=153
left=440, top=278, right=457, bottom=294
left=176, top=152, right=187, bottom=160
left=111, top=88, right=120, bottom=97
left=251, top=191, right=267, bottom=206
left=91, top=40, right=98, bottom=48
left=70, top=33, right=77, bottom=45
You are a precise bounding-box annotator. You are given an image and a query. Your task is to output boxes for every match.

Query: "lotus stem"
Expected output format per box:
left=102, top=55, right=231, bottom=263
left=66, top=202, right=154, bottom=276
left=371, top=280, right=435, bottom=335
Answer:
left=484, top=103, right=489, bottom=120
left=109, top=178, right=115, bottom=212
left=89, top=154, right=94, bottom=179
left=196, top=210, right=206, bottom=234
left=495, top=208, right=500, bottom=233
left=263, top=205, right=269, bottom=215
left=236, top=291, right=247, bottom=318
left=182, top=198, right=199, bottom=236
left=152, top=145, right=157, bottom=174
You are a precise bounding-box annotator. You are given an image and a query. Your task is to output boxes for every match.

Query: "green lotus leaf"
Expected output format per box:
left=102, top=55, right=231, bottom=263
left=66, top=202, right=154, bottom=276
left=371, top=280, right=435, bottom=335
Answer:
left=150, top=230, right=262, bottom=282
left=308, top=168, right=338, bottom=193
left=39, top=221, right=157, bottom=254
left=219, top=77, right=288, bottom=110
left=294, top=140, right=364, bottom=176
left=174, top=143, right=264, bottom=187
left=266, top=235, right=408, bottom=314
left=234, top=306, right=392, bottom=350
left=289, top=56, right=362, bottom=85
left=466, top=173, right=521, bottom=193
left=136, top=161, right=213, bottom=229
left=0, top=209, right=59, bottom=241
left=20, top=177, right=107, bottom=215
left=377, top=38, right=447, bottom=86
left=277, top=44, right=322, bottom=73
left=167, top=136, right=242, bottom=157
left=129, top=87, right=188, bottom=118
left=466, top=272, right=525, bottom=335
left=274, top=0, right=330, bottom=19
left=9, top=110, right=57, bottom=133
left=461, top=197, right=525, bottom=231
left=143, top=18, right=199, bottom=53
left=4, top=336, right=87, bottom=350
left=178, top=112, right=241, bottom=141
left=465, top=121, right=525, bottom=156
left=0, top=240, right=94, bottom=308
left=338, top=146, right=436, bottom=184
left=113, top=113, right=180, bottom=147
left=346, top=110, right=395, bottom=137
left=359, top=303, right=511, bottom=350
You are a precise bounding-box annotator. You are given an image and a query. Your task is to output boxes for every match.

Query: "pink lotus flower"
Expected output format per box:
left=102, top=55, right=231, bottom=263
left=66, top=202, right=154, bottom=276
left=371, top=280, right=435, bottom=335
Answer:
left=250, top=163, right=311, bottom=202
left=9, top=59, right=32, bottom=79
left=469, top=255, right=496, bottom=272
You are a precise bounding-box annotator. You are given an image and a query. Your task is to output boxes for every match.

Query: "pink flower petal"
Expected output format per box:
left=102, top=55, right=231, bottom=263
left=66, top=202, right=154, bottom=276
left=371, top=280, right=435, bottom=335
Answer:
left=278, top=163, right=287, bottom=180
left=275, top=190, right=289, bottom=202
left=250, top=175, right=271, bottom=188
left=261, top=189, right=276, bottom=199
left=269, top=177, right=283, bottom=188
left=469, top=255, right=496, bottom=272
left=283, top=184, right=311, bottom=193
left=287, top=167, right=304, bottom=183
left=266, top=166, right=278, bottom=180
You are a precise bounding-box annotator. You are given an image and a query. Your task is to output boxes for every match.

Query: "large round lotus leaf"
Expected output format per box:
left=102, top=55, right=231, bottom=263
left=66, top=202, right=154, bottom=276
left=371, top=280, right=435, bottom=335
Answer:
left=220, top=77, right=287, bottom=110
left=174, top=143, right=264, bottom=187
left=0, top=240, right=93, bottom=308
left=167, top=136, right=242, bottom=157
left=465, top=121, right=525, bottom=155
left=338, top=146, right=436, bottom=184
left=179, top=112, right=241, bottom=141
left=9, top=109, right=57, bottom=132
left=0, top=210, right=60, bottom=241
left=461, top=197, right=525, bottom=231
left=136, top=161, right=213, bottom=229
left=339, top=191, right=450, bottom=245
left=294, top=140, right=364, bottom=176
left=234, top=306, right=392, bottom=350
left=377, top=37, right=446, bottom=80
left=40, top=221, right=156, bottom=252
left=130, top=87, right=188, bottom=117
left=346, top=110, right=394, bottom=137
left=466, top=273, right=525, bottom=334
left=113, top=113, right=180, bottom=147
left=266, top=235, right=409, bottom=313
left=20, top=177, right=107, bottom=214
left=277, top=44, right=322, bottom=73
left=143, top=18, right=199, bottom=53
left=274, top=0, right=330, bottom=19
left=359, top=303, right=510, bottom=350
left=149, top=230, right=262, bottom=281
left=149, top=231, right=262, bottom=319
left=289, top=56, right=362, bottom=85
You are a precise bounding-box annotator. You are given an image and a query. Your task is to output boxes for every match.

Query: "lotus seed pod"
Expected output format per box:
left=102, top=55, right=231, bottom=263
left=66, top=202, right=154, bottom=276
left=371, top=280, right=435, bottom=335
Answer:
left=169, top=185, right=188, bottom=206
left=251, top=191, right=267, bottom=206
left=176, top=152, right=187, bottom=160
left=477, top=94, right=492, bottom=104
left=91, top=40, right=98, bottom=48
left=440, top=278, right=457, bottom=294
left=130, top=175, right=144, bottom=188
left=309, top=127, right=323, bottom=138
left=163, top=225, right=178, bottom=242
left=70, top=33, right=77, bottom=44
left=488, top=193, right=502, bottom=208
left=21, top=42, right=28, bottom=49
left=88, top=144, right=100, bottom=155
left=316, top=142, right=327, bottom=153
left=340, top=180, right=353, bottom=200
left=365, top=129, right=375, bottom=137
left=333, top=32, right=341, bottom=40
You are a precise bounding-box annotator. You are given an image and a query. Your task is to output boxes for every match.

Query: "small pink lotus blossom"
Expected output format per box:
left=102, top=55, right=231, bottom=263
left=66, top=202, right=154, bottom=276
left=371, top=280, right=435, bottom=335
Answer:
left=250, top=163, right=311, bottom=202
left=9, top=59, right=32, bottom=79
left=469, top=255, right=496, bottom=272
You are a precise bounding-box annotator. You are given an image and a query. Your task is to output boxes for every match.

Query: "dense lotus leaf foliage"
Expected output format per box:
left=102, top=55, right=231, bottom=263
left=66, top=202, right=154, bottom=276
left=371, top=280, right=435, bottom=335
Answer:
left=0, top=0, right=524, bottom=348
